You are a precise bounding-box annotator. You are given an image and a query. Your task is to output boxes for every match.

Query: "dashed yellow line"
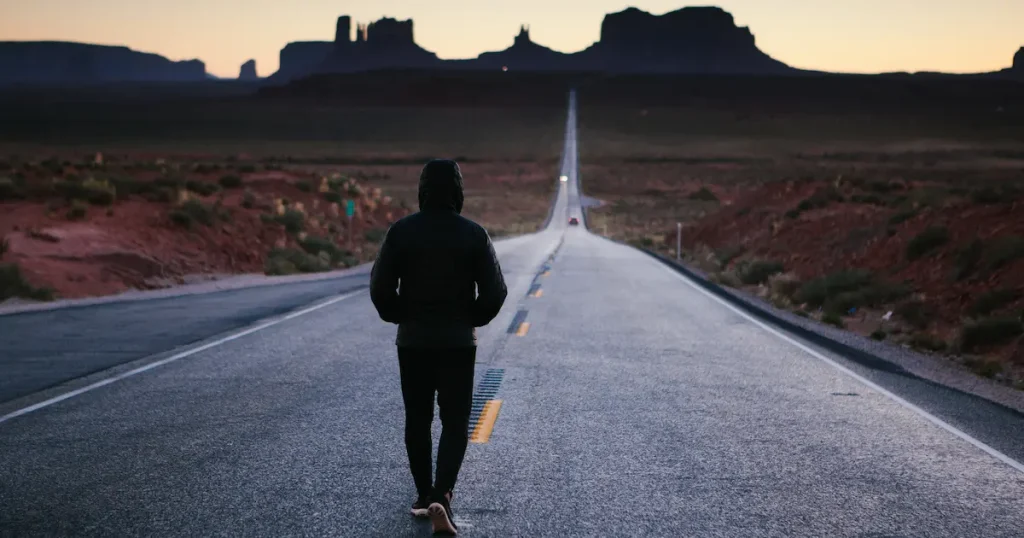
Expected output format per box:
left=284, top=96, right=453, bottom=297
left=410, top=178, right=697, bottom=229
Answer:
left=515, top=322, right=530, bottom=336
left=540, top=270, right=550, bottom=277
left=470, top=400, right=503, bottom=444
left=531, top=288, right=544, bottom=298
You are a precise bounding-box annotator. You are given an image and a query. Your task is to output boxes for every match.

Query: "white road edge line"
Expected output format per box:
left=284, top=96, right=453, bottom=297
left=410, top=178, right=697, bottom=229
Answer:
left=0, top=289, right=367, bottom=426
left=657, top=261, right=1024, bottom=475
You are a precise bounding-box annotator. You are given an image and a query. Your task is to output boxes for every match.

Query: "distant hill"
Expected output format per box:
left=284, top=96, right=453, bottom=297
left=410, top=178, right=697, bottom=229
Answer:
left=270, top=6, right=792, bottom=82
left=0, top=41, right=206, bottom=85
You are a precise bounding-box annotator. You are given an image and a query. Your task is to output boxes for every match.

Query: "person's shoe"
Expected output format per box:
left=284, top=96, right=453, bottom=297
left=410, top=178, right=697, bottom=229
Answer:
left=427, top=491, right=457, bottom=535
left=411, top=495, right=430, bottom=518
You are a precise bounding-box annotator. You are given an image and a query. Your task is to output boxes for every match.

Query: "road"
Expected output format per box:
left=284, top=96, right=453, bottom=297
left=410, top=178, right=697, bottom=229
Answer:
left=1, top=92, right=1023, bottom=537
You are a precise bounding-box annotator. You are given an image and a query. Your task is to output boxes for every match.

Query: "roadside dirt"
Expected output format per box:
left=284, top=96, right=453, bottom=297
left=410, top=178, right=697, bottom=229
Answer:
left=0, top=155, right=404, bottom=299
left=585, top=148, right=1024, bottom=387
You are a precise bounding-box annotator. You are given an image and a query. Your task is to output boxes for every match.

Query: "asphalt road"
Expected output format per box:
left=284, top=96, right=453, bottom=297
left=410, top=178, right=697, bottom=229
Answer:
left=1, top=92, right=1023, bottom=537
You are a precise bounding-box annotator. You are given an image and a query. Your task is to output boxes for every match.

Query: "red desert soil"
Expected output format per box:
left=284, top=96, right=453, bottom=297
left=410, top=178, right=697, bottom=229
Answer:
left=0, top=159, right=405, bottom=300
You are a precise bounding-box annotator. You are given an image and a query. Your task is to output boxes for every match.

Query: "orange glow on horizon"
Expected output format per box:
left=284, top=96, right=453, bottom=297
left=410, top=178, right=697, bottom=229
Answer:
left=0, top=0, right=1021, bottom=78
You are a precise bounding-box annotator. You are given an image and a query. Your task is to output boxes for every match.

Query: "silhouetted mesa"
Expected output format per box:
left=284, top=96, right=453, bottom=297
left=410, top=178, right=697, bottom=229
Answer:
left=471, top=26, right=571, bottom=71
left=238, top=59, right=258, bottom=80
left=0, top=41, right=206, bottom=85
left=575, top=6, right=788, bottom=74
left=269, top=6, right=791, bottom=81
left=1015, top=47, right=1024, bottom=71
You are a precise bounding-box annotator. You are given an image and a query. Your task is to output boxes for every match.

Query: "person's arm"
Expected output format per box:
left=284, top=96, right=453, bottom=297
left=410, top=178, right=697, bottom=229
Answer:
left=471, top=229, right=508, bottom=327
left=370, top=225, right=403, bottom=324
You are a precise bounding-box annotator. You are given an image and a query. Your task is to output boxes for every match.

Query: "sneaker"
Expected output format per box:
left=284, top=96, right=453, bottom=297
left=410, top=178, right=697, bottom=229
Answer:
left=411, top=495, right=430, bottom=518
left=427, top=491, right=457, bottom=535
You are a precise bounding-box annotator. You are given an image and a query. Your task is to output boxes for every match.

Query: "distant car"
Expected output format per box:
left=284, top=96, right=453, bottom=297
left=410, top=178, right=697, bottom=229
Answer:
left=568, top=217, right=579, bottom=226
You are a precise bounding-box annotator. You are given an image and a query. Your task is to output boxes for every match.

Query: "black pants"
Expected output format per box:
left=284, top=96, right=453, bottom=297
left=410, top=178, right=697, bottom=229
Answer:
left=397, top=347, right=476, bottom=498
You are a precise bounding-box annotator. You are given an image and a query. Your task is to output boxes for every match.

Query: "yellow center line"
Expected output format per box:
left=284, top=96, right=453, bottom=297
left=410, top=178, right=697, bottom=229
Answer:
left=531, top=288, right=544, bottom=298
left=540, top=271, right=550, bottom=277
left=515, top=322, right=530, bottom=336
left=469, top=400, right=503, bottom=444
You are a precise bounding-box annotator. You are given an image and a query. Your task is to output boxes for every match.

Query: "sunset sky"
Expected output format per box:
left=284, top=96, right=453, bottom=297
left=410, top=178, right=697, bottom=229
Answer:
left=1, top=0, right=1021, bottom=78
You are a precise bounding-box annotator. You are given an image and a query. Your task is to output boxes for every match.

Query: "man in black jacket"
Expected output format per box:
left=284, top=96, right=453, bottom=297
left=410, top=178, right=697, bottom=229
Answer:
left=370, top=159, right=507, bottom=535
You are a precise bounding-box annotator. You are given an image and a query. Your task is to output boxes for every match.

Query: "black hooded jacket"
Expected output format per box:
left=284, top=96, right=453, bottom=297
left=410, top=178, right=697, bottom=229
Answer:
left=370, top=159, right=508, bottom=347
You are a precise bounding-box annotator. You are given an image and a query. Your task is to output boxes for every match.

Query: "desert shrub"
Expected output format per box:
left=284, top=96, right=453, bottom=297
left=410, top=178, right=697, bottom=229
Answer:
left=81, top=178, right=115, bottom=205
left=241, top=189, right=256, bottom=209
left=970, top=188, right=1002, bottom=205
left=296, top=181, right=313, bottom=193
left=298, top=236, right=348, bottom=264
left=867, top=180, right=898, bottom=193
left=276, top=209, right=306, bottom=234
left=41, top=157, right=64, bottom=175
left=218, top=175, right=243, bottom=189
left=264, top=247, right=331, bottom=275
left=982, top=235, right=1024, bottom=272
left=54, top=178, right=116, bottom=205
left=0, top=177, right=23, bottom=200
left=851, top=194, right=885, bottom=206
left=822, top=312, right=845, bottom=328
left=710, top=271, right=742, bottom=288
left=0, top=263, right=54, bottom=301
left=959, top=317, right=1023, bottom=352
left=736, top=259, right=784, bottom=285
left=796, top=269, right=874, bottom=307
left=953, top=239, right=984, bottom=281
left=887, top=195, right=909, bottom=208
left=66, top=199, right=88, bottom=220
left=237, top=164, right=257, bottom=174
left=969, top=289, right=1021, bottom=317
left=870, top=329, right=887, bottom=341
left=888, top=209, right=917, bottom=226
left=768, top=273, right=802, bottom=300
left=784, top=209, right=801, bottom=219
left=910, top=333, right=947, bottom=352
left=143, top=187, right=175, bottom=204
left=796, top=269, right=908, bottom=315
left=714, top=245, right=745, bottom=267
left=192, top=163, right=220, bottom=174
left=323, top=191, right=342, bottom=204
left=895, top=300, right=932, bottom=329
left=964, top=358, right=1003, bottom=379
left=170, top=199, right=214, bottom=228
left=688, top=187, right=719, bottom=202
left=364, top=228, right=387, bottom=244
left=154, top=176, right=183, bottom=189
left=185, top=179, right=220, bottom=197
left=906, top=226, right=949, bottom=261
left=108, top=176, right=155, bottom=198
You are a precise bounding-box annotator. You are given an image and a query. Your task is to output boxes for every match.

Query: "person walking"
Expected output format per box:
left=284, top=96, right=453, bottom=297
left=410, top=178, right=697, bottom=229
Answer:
left=370, top=159, right=508, bottom=535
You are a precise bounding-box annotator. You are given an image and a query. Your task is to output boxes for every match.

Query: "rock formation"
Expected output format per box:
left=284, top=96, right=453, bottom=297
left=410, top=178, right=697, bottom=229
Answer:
left=319, top=16, right=439, bottom=74
left=1014, top=47, right=1024, bottom=71
left=269, top=7, right=792, bottom=81
left=275, top=41, right=333, bottom=81
left=238, top=59, right=258, bottom=80
left=574, top=6, right=789, bottom=74
left=0, top=41, right=206, bottom=85
left=472, top=26, right=571, bottom=71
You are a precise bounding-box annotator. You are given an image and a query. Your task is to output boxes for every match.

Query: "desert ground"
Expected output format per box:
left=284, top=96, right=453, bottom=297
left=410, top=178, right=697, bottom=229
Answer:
left=0, top=96, right=565, bottom=300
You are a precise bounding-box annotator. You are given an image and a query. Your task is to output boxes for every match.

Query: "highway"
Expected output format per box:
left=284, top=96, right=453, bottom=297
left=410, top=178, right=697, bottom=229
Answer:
left=1, top=92, right=1023, bottom=537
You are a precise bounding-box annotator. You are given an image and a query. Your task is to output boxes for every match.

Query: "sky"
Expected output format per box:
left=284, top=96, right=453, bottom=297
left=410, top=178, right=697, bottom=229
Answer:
left=1, top=0, right=1021, bottom=78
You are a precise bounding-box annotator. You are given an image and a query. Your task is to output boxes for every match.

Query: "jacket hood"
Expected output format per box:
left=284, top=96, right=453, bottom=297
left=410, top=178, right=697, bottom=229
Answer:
left=418, top=159, right=464, bottom=213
